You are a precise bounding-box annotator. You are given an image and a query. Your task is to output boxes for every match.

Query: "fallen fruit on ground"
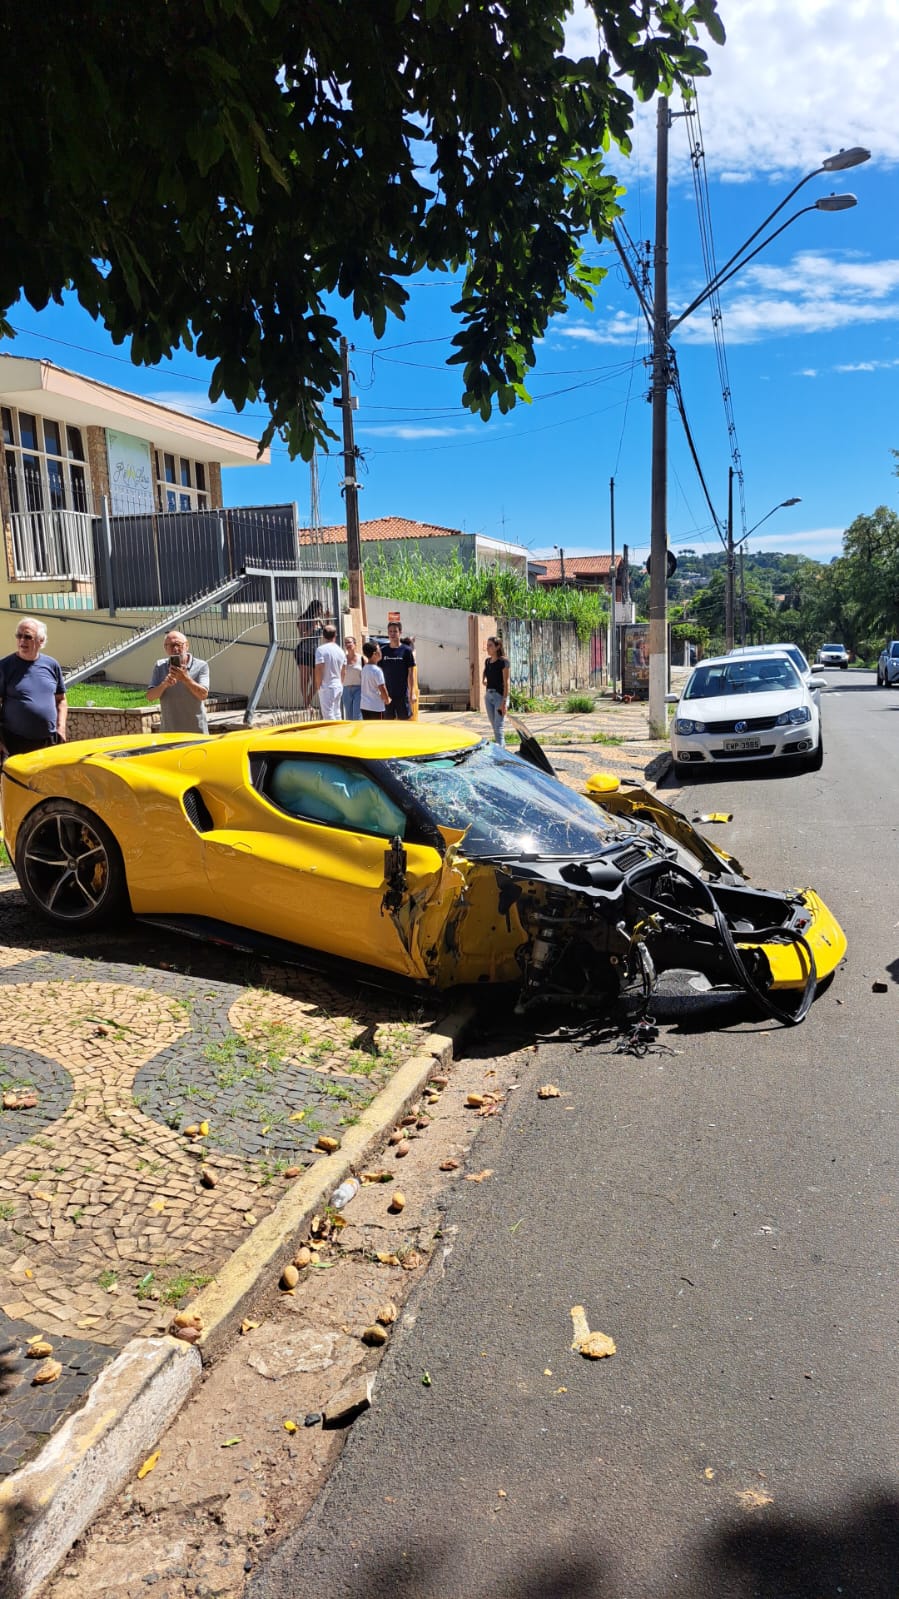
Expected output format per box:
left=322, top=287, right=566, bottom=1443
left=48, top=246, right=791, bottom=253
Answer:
left=538, top=1084, right=561, bottom=1099
left=31, top=1358, right=62, bottom=1385
left=465, top=1093, right=486, bottom=1108
left=362, top=1323, right=389, bottom=1346
left=284, top=1165, right=302, bottom=1178
left=376, top=1302, right=398, bottom=1325
left=200, top=1168, right=218, bottom=1188
left=316, top=1135, right=341, bottom=1153
left=388, top=1191, right=406, bottom=1213
left=25, top=1340, right=54, bottom=1359
left=401, top=1250, right=423, bottom=1271
left=137, top=1451, right=160, bottom=1479
left=570, top=1304, right=616, bottom=1359
left=293, top=1246, right=312, bottom=1269
left=376, top=1252, right=401, bottom=1266
left=439, top=1158, right=460, bottom=1171
left=394, top=1139, right=410, bottom=1158
left=281, top=1264, right=300, bottom=1290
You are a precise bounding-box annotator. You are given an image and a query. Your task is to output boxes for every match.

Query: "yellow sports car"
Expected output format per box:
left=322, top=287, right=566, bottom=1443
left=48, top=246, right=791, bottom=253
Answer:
left=0, top=720, right=845, bottom=1025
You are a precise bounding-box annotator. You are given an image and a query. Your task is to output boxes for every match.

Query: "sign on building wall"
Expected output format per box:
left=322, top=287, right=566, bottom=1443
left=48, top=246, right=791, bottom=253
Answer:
left=106, top=430, right=154, bottom=514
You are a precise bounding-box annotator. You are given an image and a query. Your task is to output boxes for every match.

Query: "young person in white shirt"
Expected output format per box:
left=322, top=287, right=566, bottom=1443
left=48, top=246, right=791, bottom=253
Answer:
left=313, top=624, right=346, bottom=719
left=360, top=640, right=390, bottom=719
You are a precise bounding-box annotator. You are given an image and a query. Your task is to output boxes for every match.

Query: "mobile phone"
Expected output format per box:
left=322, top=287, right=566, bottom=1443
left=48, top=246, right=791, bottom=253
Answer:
left=170, top=653, right=182, bottom=669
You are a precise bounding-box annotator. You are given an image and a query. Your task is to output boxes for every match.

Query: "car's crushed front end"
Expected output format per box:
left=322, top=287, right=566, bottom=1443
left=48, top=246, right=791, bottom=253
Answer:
left=380, top=739, right=846, bottom=1027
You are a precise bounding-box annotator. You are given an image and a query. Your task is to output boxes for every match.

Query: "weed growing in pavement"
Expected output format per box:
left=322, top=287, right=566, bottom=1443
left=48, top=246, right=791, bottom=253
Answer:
left=318, top=1081, right=353, bottom=1102
left=591, top=731, right=625, bottom=746
left=97, top=1269, right=118, bottom=1290
left=24, top=1172, right=43, bottom=1183
left=566, top=694, right=595, bottom=713
left=71, top=1207, right=84, bottom=1223
left=0, top=1202, right=15, bottom=1221
left=257, top=1156, right=290, bottom=1186
left=160, top=1269, right=213, bottom=1305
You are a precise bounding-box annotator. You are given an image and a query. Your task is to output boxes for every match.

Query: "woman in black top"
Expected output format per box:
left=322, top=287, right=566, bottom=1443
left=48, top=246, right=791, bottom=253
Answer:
left=482, top=635, right=510, bottom=745
left=295, top=599, right=324, bottom=708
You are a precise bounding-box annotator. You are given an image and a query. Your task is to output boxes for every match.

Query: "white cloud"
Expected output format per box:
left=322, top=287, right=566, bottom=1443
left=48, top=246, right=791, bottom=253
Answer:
left=673, top=249, right=899, bottom=343
left=567, top=1, right=898, bottom=176
left=557, top=310, right=643, bottom=345
left=836, top=357, right=899, bottom=372
left=360, top=423, right=472, bottom=440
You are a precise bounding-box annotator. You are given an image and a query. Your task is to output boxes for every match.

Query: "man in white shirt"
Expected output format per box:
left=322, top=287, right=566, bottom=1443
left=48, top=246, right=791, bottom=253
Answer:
left=313, top=624, right=346, bottom=720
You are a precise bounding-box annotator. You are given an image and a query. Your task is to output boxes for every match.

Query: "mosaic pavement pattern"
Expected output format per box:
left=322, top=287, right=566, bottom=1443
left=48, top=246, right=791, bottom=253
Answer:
left=0, top=878, right=435, bottom=1474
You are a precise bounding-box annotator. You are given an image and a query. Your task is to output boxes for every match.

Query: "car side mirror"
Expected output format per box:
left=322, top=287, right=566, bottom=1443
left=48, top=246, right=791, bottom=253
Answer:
left=664, top=693, right=679, bottom=704
left=808, top=677, right=827, bottom=690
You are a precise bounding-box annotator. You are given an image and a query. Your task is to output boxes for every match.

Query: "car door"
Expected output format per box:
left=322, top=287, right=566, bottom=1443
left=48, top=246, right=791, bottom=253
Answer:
left=201, top=753, right=450, bottom=979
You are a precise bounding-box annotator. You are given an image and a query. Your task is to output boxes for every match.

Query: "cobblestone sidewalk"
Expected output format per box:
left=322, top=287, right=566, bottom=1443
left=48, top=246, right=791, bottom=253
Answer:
left=0, top=879, right=439, bottom=1477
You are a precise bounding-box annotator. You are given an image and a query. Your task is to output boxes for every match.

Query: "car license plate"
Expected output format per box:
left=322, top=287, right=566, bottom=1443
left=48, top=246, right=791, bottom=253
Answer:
left=723, top=737, right=760, bottom=752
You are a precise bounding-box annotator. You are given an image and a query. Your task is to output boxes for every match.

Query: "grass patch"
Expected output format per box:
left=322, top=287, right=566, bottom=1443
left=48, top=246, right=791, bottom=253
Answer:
left=0, top=1201, right=15, bottom=1221
left=66, top=683, right=148, bottom=709
left=590, top=731, right=625, bottom=746
left=160, top=1269, right=214, bottom=1306
left=565, top=694, right=595, bottom=714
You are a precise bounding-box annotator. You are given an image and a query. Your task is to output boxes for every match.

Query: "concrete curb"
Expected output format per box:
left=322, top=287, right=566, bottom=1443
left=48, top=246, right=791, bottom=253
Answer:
left=0, top=1004, right=473, bottom=1599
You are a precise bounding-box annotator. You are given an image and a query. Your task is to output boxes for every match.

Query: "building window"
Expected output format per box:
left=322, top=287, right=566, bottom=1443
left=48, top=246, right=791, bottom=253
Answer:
left=1, top=406, right=92, bottom=517
left=154, top=451, right=209, bottom=512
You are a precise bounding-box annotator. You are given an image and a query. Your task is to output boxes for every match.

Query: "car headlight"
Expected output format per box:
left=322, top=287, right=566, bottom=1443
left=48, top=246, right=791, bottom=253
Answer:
left=674, top=718, right=706, bottom=735
left=775, top=706, right=811, bottom=726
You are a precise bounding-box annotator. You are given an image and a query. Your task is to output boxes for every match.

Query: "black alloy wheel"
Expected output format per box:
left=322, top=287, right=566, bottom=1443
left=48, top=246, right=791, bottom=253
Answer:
left=16, top=800, right=128, bottom=929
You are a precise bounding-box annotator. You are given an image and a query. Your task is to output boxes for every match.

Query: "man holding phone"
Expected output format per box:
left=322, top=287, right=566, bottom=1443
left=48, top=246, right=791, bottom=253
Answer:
left=146, top=630, right=210, bottom=733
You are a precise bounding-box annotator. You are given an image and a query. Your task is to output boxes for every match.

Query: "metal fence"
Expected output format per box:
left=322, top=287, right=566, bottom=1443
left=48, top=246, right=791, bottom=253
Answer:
left=91, top=501, right=310, bottom=612
left=9, top=508, right=95, bottom=581
left=501, top=617, right=606, bottom=698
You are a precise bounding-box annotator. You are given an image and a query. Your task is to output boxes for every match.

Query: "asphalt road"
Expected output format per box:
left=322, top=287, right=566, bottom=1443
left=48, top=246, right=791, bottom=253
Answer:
left=250, top=669, right=898, bottom=1599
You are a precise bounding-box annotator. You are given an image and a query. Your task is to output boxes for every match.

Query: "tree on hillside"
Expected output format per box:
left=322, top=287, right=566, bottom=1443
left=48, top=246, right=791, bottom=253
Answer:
left=0, top=1, right=723, bottom=458
left=841, top=507, right=899, bottom=639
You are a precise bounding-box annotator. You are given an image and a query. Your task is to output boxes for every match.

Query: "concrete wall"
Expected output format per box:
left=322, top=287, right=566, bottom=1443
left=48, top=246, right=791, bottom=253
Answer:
left=363, top=597, right=472, bottom=696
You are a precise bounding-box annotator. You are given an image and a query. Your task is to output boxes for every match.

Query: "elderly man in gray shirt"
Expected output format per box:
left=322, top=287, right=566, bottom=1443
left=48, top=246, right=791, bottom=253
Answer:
left=146, top=630, right=210, bottom=733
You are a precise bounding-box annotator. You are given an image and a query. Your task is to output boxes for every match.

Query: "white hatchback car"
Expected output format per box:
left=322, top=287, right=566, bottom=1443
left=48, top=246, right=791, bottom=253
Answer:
left=667, top=651, right=826, bottom=775
left=817, top=643, right=849, bottom=669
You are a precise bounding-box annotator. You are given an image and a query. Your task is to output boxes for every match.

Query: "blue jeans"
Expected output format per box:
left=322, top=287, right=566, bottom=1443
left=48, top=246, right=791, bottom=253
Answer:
left=342, top=683, right=362, bottom=721
left=485, top=688, right=506, bottom=743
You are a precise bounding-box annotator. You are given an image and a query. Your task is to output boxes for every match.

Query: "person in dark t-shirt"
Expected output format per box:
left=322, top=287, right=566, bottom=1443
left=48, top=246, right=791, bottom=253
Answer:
left=0, top=617, right=67, bottom=758
left=482, top=634, right=510, bottom=744
left=379, top=621, right=416, bottom=720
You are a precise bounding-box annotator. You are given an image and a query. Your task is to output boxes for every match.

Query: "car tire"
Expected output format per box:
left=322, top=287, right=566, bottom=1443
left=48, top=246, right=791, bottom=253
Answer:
left=806, top=732, right=824, bottom=771
left=15, top=800, right=129, bottom=930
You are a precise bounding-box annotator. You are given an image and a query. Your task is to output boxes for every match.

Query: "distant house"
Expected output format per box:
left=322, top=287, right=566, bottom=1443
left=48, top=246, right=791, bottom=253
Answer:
left=300, top=514, right=530, bottom=578
left=536, top=553, right=625, bottom=600
left=0, top=355, right=269, bottom=609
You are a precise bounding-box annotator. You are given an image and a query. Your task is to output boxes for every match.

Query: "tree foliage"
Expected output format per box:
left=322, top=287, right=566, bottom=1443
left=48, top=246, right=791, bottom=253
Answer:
left=0, top=0, right=723, bottom=458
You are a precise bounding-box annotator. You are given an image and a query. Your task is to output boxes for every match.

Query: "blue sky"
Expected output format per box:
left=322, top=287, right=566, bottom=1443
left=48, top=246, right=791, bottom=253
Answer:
left=4, top=0, right=897, bottom=569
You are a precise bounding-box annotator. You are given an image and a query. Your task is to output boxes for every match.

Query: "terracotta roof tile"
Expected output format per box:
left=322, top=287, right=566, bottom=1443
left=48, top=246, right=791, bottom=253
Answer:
left=299, top=515, right=467, bottom=547
left=537, top=555, right=620, bottom=583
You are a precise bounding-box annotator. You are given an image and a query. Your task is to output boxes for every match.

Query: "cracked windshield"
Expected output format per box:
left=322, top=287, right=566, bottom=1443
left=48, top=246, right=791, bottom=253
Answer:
left=388, top=742, right=626, bottom=859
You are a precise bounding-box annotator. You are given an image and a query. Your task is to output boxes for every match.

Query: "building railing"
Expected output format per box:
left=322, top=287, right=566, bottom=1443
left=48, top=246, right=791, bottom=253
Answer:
left=9, top=509, right=96, bottom=582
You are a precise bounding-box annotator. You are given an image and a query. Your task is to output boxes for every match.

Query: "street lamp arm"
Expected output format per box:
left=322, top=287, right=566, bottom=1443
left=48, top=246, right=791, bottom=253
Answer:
left=670, top=199, right=854, bottom=329
left=733, top=496, right=801, bottom=552
left=671, top=170, right=827, bottom=332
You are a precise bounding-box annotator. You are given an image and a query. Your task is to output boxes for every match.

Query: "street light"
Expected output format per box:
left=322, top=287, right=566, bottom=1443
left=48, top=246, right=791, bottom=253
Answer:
left=641, top=112, right=869, bottom=737
left=553, top=544, right=567, bottom=585
left=724, top=470, right=801, bottom=650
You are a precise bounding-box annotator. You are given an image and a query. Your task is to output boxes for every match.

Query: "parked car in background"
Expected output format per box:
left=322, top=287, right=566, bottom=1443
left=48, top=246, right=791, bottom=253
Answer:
left=876, top=640, right=899, bottom=686
left=668, top=650, right=826, bottom=774
left=729, top=641, right=815, bottom=688
left=816, top=643, right=849, bottom=669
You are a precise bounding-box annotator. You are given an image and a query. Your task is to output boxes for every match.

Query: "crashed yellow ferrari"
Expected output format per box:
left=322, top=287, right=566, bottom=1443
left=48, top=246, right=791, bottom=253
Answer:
left=0, top=720, right=845, bottom=1025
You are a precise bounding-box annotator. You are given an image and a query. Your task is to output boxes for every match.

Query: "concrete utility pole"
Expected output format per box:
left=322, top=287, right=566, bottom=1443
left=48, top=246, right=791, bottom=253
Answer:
left=337, top=337, right=366, bottom=626
left=609, top=477, right=617, bottom=697
left=647, top=96, right=670, bottom=737
left=725, top=465, right=736, bottom=652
